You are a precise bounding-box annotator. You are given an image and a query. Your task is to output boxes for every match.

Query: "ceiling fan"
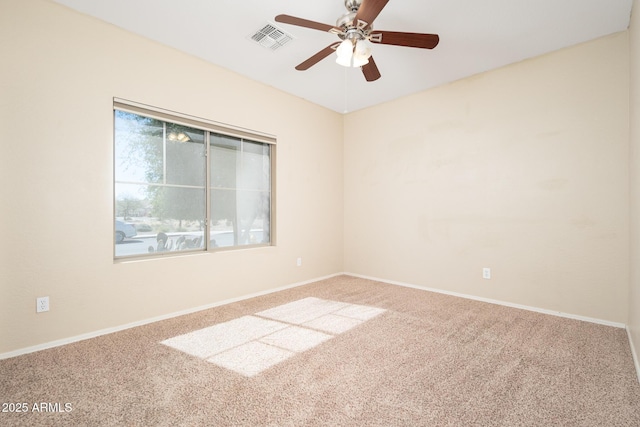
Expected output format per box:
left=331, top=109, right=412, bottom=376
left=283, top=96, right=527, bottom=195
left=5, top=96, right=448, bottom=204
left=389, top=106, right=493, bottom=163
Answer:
left=275, top=0, right=439, bottom=82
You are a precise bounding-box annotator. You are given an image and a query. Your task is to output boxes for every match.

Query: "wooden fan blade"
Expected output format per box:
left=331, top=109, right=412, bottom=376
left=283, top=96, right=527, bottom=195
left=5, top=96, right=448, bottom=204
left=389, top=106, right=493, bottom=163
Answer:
left=369, top=31, right=440, bottom=49
left=295, top=43, right=341, bottom=71
left=275, top=14, right=343, bottom=34
left=354, top=0, right=389, bottom=29
left=361, top=56, right=381, bottom=82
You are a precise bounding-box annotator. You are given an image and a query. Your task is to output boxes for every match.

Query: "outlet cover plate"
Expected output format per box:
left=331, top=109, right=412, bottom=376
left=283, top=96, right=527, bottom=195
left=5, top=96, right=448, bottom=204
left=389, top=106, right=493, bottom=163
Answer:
left=36, top=296, right=49, bottom=313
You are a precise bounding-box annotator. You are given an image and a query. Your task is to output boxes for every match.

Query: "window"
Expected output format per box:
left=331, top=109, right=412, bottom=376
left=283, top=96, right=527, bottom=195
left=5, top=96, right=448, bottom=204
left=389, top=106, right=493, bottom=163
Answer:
left=114, top=101, right=274, bottom=258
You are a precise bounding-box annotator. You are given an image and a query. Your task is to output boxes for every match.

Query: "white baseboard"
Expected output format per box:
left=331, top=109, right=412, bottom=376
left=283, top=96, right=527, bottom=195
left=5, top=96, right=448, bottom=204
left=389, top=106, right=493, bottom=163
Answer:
left=346, top=272, right=627, bottom=329
left=2, top=272, right=632, bottom=364
left=627, top=326, right=640, bottom=384
left=0, top=273, right=342, bottom=361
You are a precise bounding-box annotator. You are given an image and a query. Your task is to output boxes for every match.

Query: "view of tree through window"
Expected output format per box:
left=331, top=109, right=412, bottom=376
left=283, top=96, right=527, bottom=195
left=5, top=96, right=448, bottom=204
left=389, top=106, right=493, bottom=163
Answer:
left=114, top=108, right=272, bottom=258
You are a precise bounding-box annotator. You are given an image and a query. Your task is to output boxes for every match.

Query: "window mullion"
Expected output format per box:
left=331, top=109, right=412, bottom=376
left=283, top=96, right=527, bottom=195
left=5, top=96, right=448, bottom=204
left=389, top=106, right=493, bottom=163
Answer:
left=162, top=122, right=167, bottom=185
left=205, top=131, right=211, bottom=251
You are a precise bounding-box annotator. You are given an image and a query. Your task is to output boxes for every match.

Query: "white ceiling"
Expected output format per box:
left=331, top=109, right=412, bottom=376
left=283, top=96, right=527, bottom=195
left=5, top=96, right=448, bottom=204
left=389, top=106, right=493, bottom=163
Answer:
left=52, top=0, right=633, bottom=113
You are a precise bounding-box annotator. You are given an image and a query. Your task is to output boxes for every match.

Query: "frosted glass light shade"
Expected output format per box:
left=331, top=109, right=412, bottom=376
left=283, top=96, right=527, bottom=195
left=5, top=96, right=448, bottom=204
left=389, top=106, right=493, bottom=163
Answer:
left=336, top=39, right=354, bottom=64
left=335, top=39, right=370, bottom=68
left=354, top=39, right=372, bottom=60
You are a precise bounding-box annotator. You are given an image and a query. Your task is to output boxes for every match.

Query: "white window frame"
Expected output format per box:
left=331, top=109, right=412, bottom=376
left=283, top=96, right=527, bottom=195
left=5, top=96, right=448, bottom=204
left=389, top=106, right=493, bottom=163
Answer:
left=113, top=98, right=276, bottom=259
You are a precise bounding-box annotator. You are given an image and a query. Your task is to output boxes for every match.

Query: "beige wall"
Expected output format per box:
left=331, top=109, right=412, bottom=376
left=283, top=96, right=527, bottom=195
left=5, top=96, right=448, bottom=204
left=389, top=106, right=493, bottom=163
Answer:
left=344, top=32, right=630, bottom=323
left=0, top=0, right=344, bottom=355
left=630, top=0, right=640, bottom=362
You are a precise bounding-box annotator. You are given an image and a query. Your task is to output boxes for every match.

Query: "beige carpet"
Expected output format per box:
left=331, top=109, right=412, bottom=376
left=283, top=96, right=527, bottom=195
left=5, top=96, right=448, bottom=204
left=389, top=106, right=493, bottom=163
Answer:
left=1, top=275, right=639, bottom=426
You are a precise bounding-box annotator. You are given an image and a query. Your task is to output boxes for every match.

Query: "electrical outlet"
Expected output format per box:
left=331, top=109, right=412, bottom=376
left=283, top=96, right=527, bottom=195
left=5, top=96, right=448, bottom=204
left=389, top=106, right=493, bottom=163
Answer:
left=296, top=257, right=302, bottom=267
left=482, top=268, right=491, bottom=280
left=36, top=296, right=49, bottom=313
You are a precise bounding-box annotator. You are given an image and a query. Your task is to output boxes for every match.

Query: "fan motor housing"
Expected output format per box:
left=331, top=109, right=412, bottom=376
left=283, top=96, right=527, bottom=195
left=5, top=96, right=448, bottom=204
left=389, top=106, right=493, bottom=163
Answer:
left=336, top=10, right=372, bottom=41
left=336, top=12, right=357, bottom=29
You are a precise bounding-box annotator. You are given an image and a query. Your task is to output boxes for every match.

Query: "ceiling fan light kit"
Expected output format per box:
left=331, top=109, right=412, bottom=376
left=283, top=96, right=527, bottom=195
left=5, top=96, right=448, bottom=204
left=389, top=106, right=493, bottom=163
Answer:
left=336, top=39, right=371, bottom=67
left=275, top=0, right=439, bottom=81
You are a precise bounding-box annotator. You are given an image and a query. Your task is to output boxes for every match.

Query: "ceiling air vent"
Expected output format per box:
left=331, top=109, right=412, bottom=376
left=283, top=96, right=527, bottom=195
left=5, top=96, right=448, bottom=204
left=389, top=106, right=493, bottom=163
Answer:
left=250, top=23, right=293, bottom=51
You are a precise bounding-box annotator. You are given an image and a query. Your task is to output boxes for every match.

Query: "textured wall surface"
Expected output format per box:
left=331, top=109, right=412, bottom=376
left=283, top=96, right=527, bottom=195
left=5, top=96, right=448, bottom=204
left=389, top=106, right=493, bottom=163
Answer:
left=345, top=33, right=630, bottom=323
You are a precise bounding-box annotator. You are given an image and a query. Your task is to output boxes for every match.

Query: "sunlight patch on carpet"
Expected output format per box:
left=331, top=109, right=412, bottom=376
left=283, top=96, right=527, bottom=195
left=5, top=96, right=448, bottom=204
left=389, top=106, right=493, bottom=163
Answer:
left=259, top=326, right=332, bottom=352
left=208, top=341, right=294, bottom=377
left=302, top=314, right=363, bottom=334
left=161, top=297, right=386, bottom=377
left=256, top=297, right=349, bottom=324
left=161, top=316, right=287, bottom=359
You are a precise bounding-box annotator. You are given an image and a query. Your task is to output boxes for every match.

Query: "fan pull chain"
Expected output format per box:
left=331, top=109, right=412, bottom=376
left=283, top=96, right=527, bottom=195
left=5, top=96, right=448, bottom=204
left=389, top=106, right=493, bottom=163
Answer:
left=343, top=66, right=349, bottom=113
